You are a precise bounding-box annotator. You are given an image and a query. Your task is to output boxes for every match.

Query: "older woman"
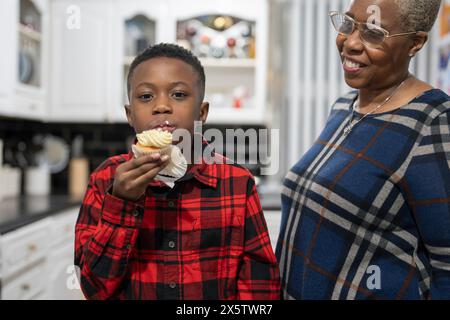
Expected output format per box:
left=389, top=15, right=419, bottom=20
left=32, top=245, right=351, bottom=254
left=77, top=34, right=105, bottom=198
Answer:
left=276, top=0, right=450, bottom=299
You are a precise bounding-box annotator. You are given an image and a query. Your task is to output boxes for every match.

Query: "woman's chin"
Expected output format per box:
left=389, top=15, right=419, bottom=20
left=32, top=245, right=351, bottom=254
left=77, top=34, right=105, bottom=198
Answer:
left=344, top=77, right=368, bottom=90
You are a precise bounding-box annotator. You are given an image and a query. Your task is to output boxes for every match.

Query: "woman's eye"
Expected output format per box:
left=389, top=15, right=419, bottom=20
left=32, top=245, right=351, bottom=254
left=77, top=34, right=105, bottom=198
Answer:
left=138, top=93, right=153, bottom=101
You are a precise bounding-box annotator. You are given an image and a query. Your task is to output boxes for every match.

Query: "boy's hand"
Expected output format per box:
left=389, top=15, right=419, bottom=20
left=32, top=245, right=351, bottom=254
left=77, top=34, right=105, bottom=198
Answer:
left=112, top=153, right=169, bottom=201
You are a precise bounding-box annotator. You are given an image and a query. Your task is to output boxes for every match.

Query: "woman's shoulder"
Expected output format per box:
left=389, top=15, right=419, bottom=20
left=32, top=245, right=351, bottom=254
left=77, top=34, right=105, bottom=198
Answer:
left=406, top=88, right=450, bottom=122
left=331, top=91, right=358, bottom=111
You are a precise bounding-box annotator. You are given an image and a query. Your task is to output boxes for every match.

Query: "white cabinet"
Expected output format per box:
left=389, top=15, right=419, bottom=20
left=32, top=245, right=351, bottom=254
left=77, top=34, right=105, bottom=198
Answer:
left=166, top=0, right=269, bottom=125
left=111, top=0, right=167, bottom=122
left=49, top=0, right=167, bottom=123
left=0, top=0, right=49, bottom=120
left=0, top=207, right=84, bottom=300
left=46, top=208, right=84, bottom=300
left=49, top=0, right=116, bottom=122
left=2, top=261, right=48, bottom=300
left=0, top=218, right=51, bottom=299
left=49, top=0, right=268, bottom=125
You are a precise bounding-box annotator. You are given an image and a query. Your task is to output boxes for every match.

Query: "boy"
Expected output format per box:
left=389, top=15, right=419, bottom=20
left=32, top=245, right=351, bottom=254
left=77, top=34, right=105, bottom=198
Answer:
left=74, top=43, right=280, bottom=300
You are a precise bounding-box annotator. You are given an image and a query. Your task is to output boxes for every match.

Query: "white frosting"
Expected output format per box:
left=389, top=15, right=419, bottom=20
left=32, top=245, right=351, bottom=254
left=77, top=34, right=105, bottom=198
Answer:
left=136, top=129, right=172, bottom=148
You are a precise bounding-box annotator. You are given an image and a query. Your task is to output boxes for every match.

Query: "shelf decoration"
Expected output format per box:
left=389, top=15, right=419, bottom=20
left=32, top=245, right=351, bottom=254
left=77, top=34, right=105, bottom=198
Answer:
left=124, top=15, right=156, bottom=57
left=18, top=0, right=41, bottom=87
left=177, top=15, right=256, bottom=59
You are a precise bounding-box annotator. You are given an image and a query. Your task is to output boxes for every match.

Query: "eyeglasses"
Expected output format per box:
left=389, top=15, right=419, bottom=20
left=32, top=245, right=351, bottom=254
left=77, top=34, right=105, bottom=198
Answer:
left=329, top=11, right=418, bottom=47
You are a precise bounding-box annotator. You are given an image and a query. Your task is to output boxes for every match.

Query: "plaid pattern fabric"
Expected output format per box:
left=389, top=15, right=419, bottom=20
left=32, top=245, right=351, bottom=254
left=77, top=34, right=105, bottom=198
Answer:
left=75, top=151, right=280, bottom=300
left=276, top=89, right=450, bottom=300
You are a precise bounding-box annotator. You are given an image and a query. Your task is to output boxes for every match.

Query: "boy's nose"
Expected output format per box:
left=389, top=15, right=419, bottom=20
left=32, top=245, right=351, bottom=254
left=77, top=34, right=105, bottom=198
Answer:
left=152, top=103, right=172, bottom=114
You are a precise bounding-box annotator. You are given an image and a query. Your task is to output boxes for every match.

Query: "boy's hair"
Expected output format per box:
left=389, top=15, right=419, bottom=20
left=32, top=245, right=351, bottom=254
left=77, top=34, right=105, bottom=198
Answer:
left=126, top=43, right=206, bottom=102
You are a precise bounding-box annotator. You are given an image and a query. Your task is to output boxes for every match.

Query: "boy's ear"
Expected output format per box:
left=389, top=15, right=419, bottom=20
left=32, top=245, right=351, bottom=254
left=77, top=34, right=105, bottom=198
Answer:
left=199, top=102, right=209, bottom=123
left=124, top=104, right=134, bottom=127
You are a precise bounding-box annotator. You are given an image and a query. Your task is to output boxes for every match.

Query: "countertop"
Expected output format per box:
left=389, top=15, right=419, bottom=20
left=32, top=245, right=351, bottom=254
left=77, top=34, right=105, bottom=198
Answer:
left=0, top=195, right=82, bottom=235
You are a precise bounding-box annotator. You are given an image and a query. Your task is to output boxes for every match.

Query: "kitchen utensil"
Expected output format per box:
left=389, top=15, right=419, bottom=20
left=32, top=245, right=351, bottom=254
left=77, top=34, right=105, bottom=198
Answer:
left=19, top=50, right=34, bottom=84
left=0, top=166, right=21, bottom=199
left=69, top=158, right=89, bottom=199
left=69, top=135, right=89, bottom=199
left=25, top=166, right=50, bottom=196
left=34, top=135, right=70, bottom=174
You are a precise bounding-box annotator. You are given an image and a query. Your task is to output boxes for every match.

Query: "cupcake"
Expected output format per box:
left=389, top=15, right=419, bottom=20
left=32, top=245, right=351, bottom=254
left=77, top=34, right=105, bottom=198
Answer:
left=131, top=129, right=172, bottom=158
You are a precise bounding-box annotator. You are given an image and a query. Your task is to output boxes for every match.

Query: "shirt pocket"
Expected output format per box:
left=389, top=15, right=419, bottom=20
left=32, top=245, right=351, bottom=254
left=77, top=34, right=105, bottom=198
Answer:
left=184, top=215, right=243, bottom=275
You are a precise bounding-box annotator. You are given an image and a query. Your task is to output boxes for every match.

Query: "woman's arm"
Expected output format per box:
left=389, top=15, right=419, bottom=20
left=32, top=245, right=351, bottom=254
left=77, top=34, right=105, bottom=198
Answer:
left=405, top=110, right=450, bottom=299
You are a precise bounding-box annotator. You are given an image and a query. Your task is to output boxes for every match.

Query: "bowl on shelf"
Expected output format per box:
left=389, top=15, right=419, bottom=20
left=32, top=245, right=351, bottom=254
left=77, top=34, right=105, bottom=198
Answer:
left=18, top=50, right=34, bottom=84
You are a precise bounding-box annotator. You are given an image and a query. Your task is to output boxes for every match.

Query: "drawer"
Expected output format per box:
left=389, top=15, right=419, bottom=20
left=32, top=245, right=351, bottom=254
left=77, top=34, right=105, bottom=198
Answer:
left=1, top=262, right=47, bottom=300
left=50, top=208, right=79, bottom=247
left=1, top=218, right=51, bottom=279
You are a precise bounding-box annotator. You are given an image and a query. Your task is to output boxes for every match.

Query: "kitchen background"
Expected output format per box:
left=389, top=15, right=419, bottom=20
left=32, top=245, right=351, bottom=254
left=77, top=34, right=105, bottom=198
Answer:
left=0, top=0, right=448, bottom=300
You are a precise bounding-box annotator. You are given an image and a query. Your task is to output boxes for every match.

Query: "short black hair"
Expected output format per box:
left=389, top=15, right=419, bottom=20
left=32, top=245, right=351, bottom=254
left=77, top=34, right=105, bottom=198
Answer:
left=126, top=43, right=206, bottom=102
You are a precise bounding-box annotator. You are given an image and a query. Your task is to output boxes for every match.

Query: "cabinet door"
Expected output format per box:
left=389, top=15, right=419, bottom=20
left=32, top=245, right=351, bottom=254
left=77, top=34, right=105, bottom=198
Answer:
left=47, top=242, right=84, bottom=300
left=14, top=0, right=49, bottom=120
left=49, top=0, right=114, bottom=122
left=109, top=0, right=167, bottom=123
left=0, top=0, right=17, bottom=117
left=1, top=261, right=47, bottom=300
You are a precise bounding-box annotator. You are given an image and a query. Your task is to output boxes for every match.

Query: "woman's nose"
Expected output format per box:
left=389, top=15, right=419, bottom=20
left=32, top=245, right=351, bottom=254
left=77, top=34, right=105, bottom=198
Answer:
left=343, top=28, right=365, bottom=53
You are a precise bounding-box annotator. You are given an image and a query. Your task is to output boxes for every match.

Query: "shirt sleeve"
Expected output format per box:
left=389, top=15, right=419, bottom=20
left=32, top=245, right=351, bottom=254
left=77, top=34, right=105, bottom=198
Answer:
left=405, top=110, right=450, bottom=299
left=237, top=177, right=281, bottom=300
left=74, top=173, right=144, bottom=300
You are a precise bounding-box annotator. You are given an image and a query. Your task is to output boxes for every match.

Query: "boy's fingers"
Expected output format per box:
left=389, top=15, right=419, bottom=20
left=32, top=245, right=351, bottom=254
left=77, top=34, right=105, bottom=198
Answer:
left=132, top=165, right=166, bottom=187
left=121, top=153, right=162, bottom=171
left=124, top=156, right=170, bottom=180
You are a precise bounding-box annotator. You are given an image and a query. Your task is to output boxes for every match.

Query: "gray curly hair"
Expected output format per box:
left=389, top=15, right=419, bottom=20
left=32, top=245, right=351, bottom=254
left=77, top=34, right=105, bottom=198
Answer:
left=394, top=0, right=442, bottom=32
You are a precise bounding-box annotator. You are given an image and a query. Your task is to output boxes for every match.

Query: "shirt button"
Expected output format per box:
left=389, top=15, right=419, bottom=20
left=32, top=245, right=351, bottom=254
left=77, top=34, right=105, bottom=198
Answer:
left=132, top=209, right=141, bottom=217
left=125, top=244, right=131, bottom=250
left=168, top=201, right=175, bottom=208
left=168, top=241, right=176, bottom=249
left=169, top=282, right=177, bottom=289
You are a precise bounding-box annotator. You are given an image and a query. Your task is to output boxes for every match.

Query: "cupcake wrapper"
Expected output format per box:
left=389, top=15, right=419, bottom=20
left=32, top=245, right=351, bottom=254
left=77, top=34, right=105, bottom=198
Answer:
left=131, top=144, right=171, bottom=159
left=155, top=145, right=188, bottom=188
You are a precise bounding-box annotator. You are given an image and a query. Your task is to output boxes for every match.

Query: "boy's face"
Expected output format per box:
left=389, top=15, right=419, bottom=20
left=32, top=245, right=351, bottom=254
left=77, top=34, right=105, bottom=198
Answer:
left=125, top=57, right=209, bottom=139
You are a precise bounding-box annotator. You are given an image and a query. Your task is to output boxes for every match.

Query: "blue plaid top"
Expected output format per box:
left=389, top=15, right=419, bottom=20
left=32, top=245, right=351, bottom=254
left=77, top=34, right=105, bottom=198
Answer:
left=276, top=89, right=450, bottom=300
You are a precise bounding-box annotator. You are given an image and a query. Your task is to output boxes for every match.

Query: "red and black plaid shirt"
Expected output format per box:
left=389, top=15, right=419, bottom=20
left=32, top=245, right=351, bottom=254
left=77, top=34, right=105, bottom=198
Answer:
left=74, top=151, right=280, bottom=300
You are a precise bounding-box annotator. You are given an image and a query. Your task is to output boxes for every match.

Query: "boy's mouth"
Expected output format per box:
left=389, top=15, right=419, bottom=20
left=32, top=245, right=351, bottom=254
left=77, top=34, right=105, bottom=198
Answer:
left=152, top=120, right=176, bottom=133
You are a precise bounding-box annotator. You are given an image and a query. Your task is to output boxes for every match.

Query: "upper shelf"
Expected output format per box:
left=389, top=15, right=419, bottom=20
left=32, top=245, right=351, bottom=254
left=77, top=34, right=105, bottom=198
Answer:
left=200, top=58, right=255, bottom=68
left=123, top=56, right=256, bottom=68
left=207, top=107, right=265, bottom=125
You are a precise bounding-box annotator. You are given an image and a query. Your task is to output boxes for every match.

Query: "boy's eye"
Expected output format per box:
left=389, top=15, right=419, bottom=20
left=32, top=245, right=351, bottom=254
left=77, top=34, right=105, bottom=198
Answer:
left=138, top=93, right=153, bottom=101
left=172, top=91, right=187, bottom=99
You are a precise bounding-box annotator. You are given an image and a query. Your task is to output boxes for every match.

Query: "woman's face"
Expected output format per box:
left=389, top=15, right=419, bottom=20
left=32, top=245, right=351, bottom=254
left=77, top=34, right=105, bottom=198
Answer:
left=336, top=0, right=417, bottom=90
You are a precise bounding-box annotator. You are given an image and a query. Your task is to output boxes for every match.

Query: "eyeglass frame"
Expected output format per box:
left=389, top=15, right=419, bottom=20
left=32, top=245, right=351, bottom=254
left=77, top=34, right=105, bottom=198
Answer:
left=328, top=11, right=421, bottom=46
